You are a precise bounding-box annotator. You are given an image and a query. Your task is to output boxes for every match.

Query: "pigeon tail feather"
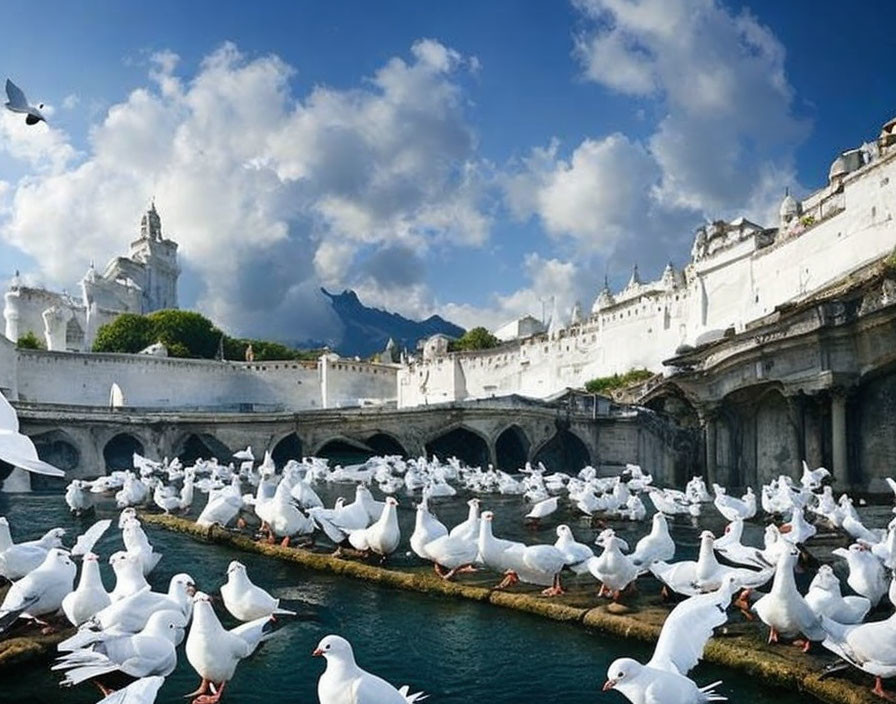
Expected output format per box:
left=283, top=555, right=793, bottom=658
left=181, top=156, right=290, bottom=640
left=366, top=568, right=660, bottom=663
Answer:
left=699, top=680, right=726, bottom=702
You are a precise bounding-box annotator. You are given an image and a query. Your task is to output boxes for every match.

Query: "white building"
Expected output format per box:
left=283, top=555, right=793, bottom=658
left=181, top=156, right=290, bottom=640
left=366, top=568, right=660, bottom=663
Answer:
left=398, top=114, right=896, bottom=408
left=494, top=315, right=547, bottom=342
left=3, top=202, right=180, bottom=352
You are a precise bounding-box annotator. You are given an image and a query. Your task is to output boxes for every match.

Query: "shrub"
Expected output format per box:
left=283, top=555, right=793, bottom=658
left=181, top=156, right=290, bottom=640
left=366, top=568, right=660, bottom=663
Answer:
left=584, top=368, right=654, bottom=394
left=16, top=330, right=45, bottom=350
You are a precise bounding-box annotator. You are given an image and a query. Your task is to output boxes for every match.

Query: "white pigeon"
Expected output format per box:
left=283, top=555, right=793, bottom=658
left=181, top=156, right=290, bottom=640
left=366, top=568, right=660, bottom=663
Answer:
left=0, top=523, right=66, bottom=580
left=108, top=551, right=150, bottom=602
left=712, top=484, right=756, bottom=522
left=629, top=512, right=675, bottom=573
left=805, top=564, right=870, bottom=625
left=348, top=496, right=401, bottom=558
left=68, top=573, right=194, bottom=639
left=821, top=611, right=896, bottom=701
left=525, top=496, right=558, bottom=522
left=0, top=548, right=75, bottom=633
left=314, top=634, right=427, bottom=704
left=553, top=524, right=594, bottom=575
left=65, top=480, right=94, bottom=515
left=833, top=543, right=888, bottom=607
left=409, top=499, right=449, bottom=561
left=712, top=519, right=772, bottom=570
left=185, top=592, right=275, bottom=703
left=448, top=498, right=480, bottom=540
left=61, top=552, right=111, bottom=626
left=650, top=531, right=773, bottom=597
left=121, top=518, right=163, bottom=576
left=477, top=511, right=567, bottom=595
left=0, top=389, right=62, bottom=476
left=196, top=481, right=243, bottom=528
left=53, top=609, right=186, bottom=686
left=220, top=560, right=295, bottom=621
left=603, top=576, right=737, bottom=704
left=752, top=549, right=825, bottom=649
left=588, top=531, right=638, bottom=599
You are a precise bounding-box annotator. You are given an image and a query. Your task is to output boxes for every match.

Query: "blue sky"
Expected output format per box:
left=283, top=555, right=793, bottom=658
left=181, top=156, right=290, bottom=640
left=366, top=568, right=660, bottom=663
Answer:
left=0, top=0, right=893, bottom=344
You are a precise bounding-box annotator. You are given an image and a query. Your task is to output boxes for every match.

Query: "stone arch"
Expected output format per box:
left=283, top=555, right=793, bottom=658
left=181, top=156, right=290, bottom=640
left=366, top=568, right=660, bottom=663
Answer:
left=271, top=432, right=304, bottom=467
left=31, top=429, right=80, bottom=473
left=30, top=429, right=80, bottom=489
left=103, top=433, right=145, bottom=471
left=494, top=425, right=529, bottom=471
left=313, top=436, right=376, bottom=466
left=425, top=425, right=490, bottom=469
left=366, top=432, right=407, bottom=458
left=532, top=428, right=590, bottom=472
left=174, top=432, right=232, bottom=465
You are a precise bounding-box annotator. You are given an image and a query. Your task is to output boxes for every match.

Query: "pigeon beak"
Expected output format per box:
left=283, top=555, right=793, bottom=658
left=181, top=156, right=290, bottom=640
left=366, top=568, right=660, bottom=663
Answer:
left=602, top=680, right=616, bottom=691
left=312, top=648, right=323, bottom=657
left=187, top=583, right=197, bottom=596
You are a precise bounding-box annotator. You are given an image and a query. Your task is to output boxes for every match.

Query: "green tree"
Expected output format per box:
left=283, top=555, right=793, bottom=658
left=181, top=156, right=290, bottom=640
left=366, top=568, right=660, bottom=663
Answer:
left=451, top=327, right=499, bottom=351
left=16, top=330, right=45, bottom=350
left=92, top=314, right=154, bottom=353
left=146, top=309, right=222, bottom=359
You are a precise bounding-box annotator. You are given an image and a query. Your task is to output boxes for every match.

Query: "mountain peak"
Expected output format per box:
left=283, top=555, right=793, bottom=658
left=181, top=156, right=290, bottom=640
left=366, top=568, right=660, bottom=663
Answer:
left=321, top=288, right=464, bottom=357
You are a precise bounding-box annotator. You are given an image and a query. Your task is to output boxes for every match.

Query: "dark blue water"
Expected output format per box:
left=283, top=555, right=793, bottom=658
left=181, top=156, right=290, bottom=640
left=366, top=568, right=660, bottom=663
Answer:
left=0, top=491, right=814, bottom=704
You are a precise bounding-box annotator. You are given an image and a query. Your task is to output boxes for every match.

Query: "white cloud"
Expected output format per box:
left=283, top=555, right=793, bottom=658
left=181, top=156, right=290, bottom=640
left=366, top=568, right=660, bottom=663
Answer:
left=1, top=40, right=491, bottom=344
left=573, top=0, right=807, bottom=216
left=503, top=0, right=809, bottom=292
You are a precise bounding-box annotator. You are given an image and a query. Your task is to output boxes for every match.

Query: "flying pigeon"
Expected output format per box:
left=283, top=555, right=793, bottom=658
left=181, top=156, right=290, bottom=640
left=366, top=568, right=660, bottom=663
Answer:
left=5, top=78, right=46, bottom=125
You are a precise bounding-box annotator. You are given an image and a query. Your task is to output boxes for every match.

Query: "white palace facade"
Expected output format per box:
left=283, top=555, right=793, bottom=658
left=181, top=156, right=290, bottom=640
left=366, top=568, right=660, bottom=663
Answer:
left=397, top=115, right=896, bottom=408
left=3, top=202, right=179, bottom=353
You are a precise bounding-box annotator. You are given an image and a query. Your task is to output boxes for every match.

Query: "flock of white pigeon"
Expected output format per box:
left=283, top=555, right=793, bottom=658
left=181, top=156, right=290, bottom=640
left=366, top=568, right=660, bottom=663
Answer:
left=5, top=376, right=896, bottom=703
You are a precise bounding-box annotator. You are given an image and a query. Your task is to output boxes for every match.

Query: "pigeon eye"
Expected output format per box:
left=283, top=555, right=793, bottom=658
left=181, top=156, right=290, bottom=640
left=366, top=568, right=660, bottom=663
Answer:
left=326, top=644, right=331, bottom=650
left=616, top=672, right=624, bottom=679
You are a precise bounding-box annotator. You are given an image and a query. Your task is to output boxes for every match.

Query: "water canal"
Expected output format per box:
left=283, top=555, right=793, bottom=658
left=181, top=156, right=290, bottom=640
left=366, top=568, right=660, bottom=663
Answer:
left=0, top=489, right=818, bottom=704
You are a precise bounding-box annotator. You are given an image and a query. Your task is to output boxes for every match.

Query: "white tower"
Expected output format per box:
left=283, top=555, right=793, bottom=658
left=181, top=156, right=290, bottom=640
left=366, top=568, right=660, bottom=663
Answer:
left=128, top=201, right=180, bottom=312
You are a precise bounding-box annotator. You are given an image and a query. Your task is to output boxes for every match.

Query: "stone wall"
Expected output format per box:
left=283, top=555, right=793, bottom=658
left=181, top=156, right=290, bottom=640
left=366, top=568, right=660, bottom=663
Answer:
left=14, top=350, right=322, bottom=410
left=7, top=348, right=399, bottom=413
left=398, top=148, right=896, bottom=408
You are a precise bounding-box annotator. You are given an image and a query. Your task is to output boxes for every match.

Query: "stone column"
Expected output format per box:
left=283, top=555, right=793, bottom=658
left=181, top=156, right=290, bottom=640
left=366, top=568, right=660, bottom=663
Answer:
left=704, top=414, right=717, bottom=485
left=831, top=391, right=848, bottom=486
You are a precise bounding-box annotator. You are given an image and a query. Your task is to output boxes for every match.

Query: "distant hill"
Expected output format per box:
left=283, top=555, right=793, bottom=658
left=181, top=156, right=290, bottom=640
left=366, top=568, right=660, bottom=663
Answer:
left=320, top=288, right=465, bottom=358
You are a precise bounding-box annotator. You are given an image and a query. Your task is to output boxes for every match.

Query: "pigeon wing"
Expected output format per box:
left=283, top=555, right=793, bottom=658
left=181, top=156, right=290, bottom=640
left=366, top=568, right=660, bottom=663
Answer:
left=96, top=676, right=165, bottom=704
left=5, top=79, right=28, bottom=111
left=0, top=430, right=64, bottom=476
left=648, top=596, right=728, bottom=676
left=0, top=391, right=20, bottom=432
left=71, top=519, right=112, bottom=557
left=354, top=670, right=413, bottom=704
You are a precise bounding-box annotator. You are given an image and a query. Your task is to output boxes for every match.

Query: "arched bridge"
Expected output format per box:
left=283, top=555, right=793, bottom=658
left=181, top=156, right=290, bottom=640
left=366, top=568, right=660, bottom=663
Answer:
left=12, top=394, right=694, bottom=487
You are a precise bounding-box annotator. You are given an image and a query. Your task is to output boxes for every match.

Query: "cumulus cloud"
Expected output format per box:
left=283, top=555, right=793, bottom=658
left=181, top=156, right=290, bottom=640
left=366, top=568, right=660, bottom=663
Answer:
left=505, top=0, right=809, bottom=291
left=1, top=40, right=491, bottom=343
left=573, top=0, right=807, bottom=214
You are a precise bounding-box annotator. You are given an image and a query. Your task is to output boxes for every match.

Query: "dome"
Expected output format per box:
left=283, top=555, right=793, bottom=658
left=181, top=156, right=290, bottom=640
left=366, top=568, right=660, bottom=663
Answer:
left=829, top=155, right=849, bottom=181
left=779, top=193, right=799, bottom=220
